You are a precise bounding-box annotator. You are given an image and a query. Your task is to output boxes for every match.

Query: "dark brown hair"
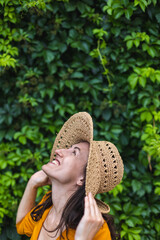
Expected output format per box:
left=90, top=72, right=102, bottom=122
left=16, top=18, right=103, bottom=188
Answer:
left=31, top=182, right=120, bottom=240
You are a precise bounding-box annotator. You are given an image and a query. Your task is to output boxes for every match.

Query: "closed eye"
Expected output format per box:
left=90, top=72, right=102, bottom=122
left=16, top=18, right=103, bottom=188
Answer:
left=73, top=150, right=76, bottom=155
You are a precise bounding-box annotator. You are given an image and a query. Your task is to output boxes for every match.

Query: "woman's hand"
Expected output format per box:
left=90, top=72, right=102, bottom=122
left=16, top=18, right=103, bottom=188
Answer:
left=75, top=192, right=104, bottom=240
left=16, top=170, right=51, bottom=224
left=29, top=170, right=51, bottom=188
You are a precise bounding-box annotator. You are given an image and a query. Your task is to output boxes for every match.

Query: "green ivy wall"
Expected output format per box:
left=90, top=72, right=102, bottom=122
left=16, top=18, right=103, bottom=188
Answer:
left=0, top=0, right=160, bottom=239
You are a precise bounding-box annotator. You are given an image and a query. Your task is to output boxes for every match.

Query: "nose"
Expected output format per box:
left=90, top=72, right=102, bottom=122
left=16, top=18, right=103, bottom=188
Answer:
left=55, top=148, right=64, bottom=157
left=55, top=147, right=71, bottom=157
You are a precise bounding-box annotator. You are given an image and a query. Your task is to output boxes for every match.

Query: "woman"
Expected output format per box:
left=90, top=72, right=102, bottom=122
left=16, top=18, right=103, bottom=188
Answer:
left=16, top=112, right=124, bottom=240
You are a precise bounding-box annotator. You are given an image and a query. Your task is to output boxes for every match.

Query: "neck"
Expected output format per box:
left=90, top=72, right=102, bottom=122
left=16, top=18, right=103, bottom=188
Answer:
left=50, top=180, right=77, bottom=217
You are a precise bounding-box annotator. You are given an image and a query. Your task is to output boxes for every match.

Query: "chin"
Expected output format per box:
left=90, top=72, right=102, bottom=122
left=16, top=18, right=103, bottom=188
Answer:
left=42, top=163, right=55, bottom=180
left=42, top=164, right=48, bottom=174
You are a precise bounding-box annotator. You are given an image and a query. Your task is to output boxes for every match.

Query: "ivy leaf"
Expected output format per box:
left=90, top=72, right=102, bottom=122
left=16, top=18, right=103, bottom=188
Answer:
left=140, top=111, right=152, bottom=122
left=139, top=76, right=146, bottom=87
left=114, top=9, right=124, bottom=19
left=126, top=40, right=133, bottom=49
left=44, top=50, right=55, bottom=63
left=128, top=73, right=138, bottom=89
left=19, top=136, right=27, bottom=145
left=147, top=47, right=157, bottom=57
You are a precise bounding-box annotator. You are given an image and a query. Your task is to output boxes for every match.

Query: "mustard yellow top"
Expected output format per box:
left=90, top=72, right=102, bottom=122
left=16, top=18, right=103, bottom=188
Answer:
left=16, top=193, right=111, bottom=240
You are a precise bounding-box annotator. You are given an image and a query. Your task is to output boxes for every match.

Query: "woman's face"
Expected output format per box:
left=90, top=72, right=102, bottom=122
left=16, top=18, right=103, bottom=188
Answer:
left=42, top=142, right=89, bottom=186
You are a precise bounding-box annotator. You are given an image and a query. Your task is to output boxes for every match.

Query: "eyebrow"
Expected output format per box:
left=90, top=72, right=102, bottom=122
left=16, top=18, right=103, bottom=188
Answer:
left=71, top=145, right=81, bottom=152
left=74, top=146, right=81, bottom=152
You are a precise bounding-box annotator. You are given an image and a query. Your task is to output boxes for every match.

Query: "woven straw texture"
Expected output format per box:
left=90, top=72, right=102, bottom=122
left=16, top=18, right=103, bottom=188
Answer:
left=50, top=112, right=93, bottom=161
left=86, top=141, right=124, bottom=195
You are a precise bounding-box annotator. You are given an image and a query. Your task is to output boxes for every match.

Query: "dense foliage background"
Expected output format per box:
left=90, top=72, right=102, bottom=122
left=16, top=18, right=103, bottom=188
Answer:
left=0, top=0, right=160, bottom=239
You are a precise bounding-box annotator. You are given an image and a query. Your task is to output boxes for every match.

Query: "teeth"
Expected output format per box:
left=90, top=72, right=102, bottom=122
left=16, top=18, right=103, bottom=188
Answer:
left=52, top=160, right=59, bottom=166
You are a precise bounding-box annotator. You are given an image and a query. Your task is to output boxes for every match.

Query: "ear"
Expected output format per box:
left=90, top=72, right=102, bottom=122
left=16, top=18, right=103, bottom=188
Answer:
left=76, top=176, right=84, bottom=186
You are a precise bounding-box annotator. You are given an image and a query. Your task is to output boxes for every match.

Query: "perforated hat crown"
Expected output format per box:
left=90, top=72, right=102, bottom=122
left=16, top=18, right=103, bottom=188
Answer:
left=50, top=112, right=124, bottom=213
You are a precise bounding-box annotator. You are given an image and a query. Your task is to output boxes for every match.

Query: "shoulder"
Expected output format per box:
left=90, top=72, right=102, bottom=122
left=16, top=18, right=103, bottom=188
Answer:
left=31, top=190, right=52, bottom=221
left=37, top=190, right=52, bottom=205
left=16, top=191, right=52, bottom=236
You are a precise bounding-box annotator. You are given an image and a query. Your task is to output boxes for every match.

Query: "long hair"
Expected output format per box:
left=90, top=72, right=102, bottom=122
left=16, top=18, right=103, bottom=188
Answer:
left=31, top=182, right=120, bottom=240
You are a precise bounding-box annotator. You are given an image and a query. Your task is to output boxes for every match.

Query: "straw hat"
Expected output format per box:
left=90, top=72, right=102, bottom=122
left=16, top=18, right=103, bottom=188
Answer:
left=50, top=112, right=124, bottom=213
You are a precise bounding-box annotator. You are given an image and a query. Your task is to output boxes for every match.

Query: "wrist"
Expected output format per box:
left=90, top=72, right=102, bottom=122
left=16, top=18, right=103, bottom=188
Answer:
left=28, top=178, right=39, bottom=189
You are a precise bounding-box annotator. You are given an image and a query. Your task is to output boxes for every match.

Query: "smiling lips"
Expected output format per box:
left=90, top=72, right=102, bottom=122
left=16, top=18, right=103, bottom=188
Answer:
left=51, top=159, right=60, bottom=166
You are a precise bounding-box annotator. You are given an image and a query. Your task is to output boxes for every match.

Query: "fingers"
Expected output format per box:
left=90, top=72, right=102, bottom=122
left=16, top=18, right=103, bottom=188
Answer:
left=88, top=192, right=96, bottom=216
left=75, top=192, right=104, bottom=239
left=84, top=192, right=104, bottom=226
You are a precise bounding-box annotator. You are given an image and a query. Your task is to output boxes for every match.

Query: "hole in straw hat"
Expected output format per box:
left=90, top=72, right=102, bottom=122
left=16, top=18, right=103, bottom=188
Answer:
left=114, top=171, right=117, bottom=174
left=106, top=144, right=109, bottom=146
left=112, top=155, right=115, bottom=158
left=105, top=170, right=107, bottom=173
left=104, top=164, right=106, bottom=167
left=103, top=159, right=105, bottom=162
left=108, top=147, right=111, bottom=149
left=114, top=165, right=117, bottom=169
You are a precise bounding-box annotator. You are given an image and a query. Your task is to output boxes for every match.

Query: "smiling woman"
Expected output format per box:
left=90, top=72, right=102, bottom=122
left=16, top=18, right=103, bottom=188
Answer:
left=42, top=142, right=89, bottom=186
left=16, top=112, right=124, bottom=240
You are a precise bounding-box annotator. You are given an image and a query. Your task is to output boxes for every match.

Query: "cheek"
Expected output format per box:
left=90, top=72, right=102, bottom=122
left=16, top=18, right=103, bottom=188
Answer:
left=63, top=160, right=84, bottom=177
left=75, top=161, right=86, bottom=176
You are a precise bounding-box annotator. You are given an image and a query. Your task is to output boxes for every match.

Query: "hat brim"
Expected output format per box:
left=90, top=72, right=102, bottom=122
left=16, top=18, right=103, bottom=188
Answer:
left=50, top=112, right=93, bottom=160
